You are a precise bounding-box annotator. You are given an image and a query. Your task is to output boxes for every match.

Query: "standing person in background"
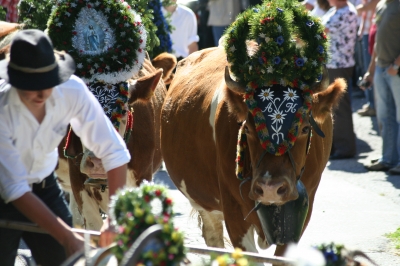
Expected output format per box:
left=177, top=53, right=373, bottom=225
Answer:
left=355, top=0, right=379, bottom=117
left=363, top=0, right=400, bottom=173
left=162, top=0, right=199, bottom=61
left=207, top=0, right=241, bottom=46
left=322, top=0, right=358, bottom=160
left=0, top=29, right=130, bottom=265
left=304, top=0, right=331, bottom=18
left=0, top=0, right=20, bottom=22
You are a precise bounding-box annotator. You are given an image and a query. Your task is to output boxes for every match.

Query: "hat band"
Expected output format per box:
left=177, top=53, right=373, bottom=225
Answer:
left=7, top=50, right=65, bottom=74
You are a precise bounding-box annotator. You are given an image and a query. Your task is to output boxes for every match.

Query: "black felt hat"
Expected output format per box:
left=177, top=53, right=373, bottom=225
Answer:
left=0, top=29, right=76, bottom=90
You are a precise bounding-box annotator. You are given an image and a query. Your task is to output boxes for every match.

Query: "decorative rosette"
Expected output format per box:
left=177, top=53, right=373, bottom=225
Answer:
left=47, top=0, right=147, bottom=84
left=224, top=0, right=327, bottom=155
left=109, top=182, right=186, bottom=265
left=204, top=248, right=257, bottom=266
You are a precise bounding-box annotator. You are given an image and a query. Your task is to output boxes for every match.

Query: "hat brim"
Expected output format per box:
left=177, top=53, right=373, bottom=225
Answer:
left=0, top=51, right=76, bottom=90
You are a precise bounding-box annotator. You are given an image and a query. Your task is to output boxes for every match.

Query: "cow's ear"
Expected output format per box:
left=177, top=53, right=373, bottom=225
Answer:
left=128, top=69, right=163, bottom=104
left=312, top=78, right=347, bottom=123
left=151, top=53, right=177, bottom=85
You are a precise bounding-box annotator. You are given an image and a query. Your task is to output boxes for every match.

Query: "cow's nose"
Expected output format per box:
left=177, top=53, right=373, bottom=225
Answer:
left=253, top=178, right=297, bottom=204
left=254, top=180, right=287, bottom=197
left=87, top=156, right=102, bottom=169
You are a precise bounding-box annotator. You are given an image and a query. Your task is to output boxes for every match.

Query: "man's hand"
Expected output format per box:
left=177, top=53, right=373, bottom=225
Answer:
left=99, top=217, right=117, bottom=247
left=359, top=72, right=374, bottom=90
left=62, top=232, right=85, bottom=257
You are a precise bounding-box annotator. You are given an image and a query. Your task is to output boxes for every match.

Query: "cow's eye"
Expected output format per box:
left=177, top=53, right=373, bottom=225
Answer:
left=122, top=110, right=127, bottom=115
left=302, top=126, right=311, bottom=135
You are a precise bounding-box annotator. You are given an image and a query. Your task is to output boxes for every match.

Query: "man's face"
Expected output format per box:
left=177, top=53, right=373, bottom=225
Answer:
left=16, top=88, right=54, bottom=108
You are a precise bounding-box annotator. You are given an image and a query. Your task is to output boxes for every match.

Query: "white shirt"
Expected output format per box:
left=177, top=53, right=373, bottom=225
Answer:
left=162, top=5, right=199, bottom=58
left=0, top=75, right=131, bottom=203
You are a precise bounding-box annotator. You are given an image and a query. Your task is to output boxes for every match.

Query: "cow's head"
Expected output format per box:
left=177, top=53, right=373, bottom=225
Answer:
left=80, top=53, right=176, bottom=178
left=224, top=66, right=344, bottom=206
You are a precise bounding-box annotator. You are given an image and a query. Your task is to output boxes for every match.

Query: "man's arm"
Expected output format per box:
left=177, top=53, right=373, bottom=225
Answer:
left=11, top=192, right=84, bottom=256
left=188, top=41, right=198, bottom=55
left=106, top=164, right=127, bottom=198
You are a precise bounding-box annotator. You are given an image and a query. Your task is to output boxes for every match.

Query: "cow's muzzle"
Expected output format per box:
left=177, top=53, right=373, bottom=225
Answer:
left=80, top=150, right=107, bottom=178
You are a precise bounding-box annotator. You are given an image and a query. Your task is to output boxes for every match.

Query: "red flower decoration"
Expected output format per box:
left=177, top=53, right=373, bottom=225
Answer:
left=155, top=190, right=161, bottom=196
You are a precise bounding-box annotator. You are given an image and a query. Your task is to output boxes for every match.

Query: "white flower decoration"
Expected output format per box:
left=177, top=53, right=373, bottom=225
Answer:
left=277, top=25, right=282, bottom=32
left=259, top=33, right=266, bottom=38
left=77, top=63, right=83, bottom=69
left=65, top=11, right=71, bottom=17
left=269, top=110, right=286, bottom=124
left=258, top=88, right=274, bottom=102
left=267, top=66, right=274, bottom=73
left=229, top=45, right=236, bottom=52
left=57, top=22, right=63, bottom=27
left=283, top=88, right=299, bottom=102
left=311, top=60, right=317, bottom=66
left=315, top=34, right=322, bottom=40
left=265, top=37, right=271, bottom=43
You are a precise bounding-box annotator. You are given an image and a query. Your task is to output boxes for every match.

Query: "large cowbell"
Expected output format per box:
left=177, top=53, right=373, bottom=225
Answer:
left=257, top=180, right=309, bottom=245
left=251, top=85, right=309, bottom=245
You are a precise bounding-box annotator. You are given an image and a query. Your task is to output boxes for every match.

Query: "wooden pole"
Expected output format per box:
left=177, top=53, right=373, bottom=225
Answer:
left=186, top=244, right=296, bottom=265
left=0, top=219, right=100, bottom=240
left=0, top=219, right=296, bottom=265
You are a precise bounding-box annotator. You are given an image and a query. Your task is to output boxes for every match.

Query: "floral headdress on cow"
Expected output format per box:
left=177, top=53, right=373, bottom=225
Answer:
left=224, top=0, right=328, bottom=160
left=109, top=182, right=186, bottom=265
left=47, top=0, right=147, bottom=133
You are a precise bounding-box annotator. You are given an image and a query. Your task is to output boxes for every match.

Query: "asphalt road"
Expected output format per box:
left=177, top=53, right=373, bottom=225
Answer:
left=16, top=89, right=400, bottom=266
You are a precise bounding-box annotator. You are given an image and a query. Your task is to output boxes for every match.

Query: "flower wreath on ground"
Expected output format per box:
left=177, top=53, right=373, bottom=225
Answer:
left=109, top=182, right=186, bottom=265
left=224, top=0, right=328, bottom=157
left=47, top=0, right=147, bottom=132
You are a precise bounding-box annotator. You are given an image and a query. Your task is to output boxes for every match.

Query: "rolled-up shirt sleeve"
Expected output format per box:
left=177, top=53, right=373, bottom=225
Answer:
left=68, top=78, right=131, bottom=172
left=0, top=121, right=31, bottom=203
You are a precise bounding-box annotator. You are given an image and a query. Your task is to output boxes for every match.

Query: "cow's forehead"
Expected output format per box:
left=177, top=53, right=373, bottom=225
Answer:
left=245, top=84, right=311, bottom=155
left=88, top=81, right=129, bottom=130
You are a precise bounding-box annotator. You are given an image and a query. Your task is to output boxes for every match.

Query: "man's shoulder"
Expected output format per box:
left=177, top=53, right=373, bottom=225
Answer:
left=57, top=75, right=88, bottom=95
left=177, top=4, right=196, bottom=17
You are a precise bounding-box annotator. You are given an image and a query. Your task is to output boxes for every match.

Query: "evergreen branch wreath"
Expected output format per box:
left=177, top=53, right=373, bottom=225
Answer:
left=224, top=0, right=328, bottom=89
left=224, top=0, right=328, bottom=155
left=126, top=0, right=159, bottom=52
left=148, top=0, right=173, bottom=58
left=47, top=0, right=147, bottom=84
left=18, top=0, right=57, bottom=30
left=109, top=183, right=186, bottom=265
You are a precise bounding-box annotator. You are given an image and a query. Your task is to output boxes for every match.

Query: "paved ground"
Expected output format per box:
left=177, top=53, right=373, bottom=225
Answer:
left=17, top=88, right=400, bottom=265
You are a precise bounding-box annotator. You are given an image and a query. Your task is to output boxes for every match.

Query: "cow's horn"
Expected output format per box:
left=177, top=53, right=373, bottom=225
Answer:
left=225, top=66, right=246, bottom=94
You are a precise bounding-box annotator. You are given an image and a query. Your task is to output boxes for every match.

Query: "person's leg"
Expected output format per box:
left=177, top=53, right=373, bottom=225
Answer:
left=328, top=67, right=357, bottom=158
left=0, top=198, right=25, bottom=266
left=374, top=66, right=397, bottom=166
left=361, top=34, right=375, bottom=110
left=388, top=74, right=400, bottom=166
left=23, top=173, right=73, bottom=266
left=211, top=26, right=226, bottom=46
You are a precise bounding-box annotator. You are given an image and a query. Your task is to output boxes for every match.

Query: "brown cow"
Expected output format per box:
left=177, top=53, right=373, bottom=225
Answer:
left=56, top=52, right=176, bottom=230
left=160, top=46, right=346, bottom=256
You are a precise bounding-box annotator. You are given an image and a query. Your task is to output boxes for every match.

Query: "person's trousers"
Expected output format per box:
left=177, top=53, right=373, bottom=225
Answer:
left=374, top=66, right=400, bottom=166
left=0, top=172, right=73, bottom=266
left=361, top=34, right=375, bottom=109
left=328, top=67, right=357, bottom=157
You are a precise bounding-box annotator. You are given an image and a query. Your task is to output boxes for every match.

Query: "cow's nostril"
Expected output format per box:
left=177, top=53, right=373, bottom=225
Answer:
left=277, top=185, right=287, bottom=196
left=254, top=185, right=263, bottom=196
left=86, top=159, right=94, bottom=168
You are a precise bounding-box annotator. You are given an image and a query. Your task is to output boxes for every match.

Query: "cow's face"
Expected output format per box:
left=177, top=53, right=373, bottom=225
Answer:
left=225, top=67, right=329, bottom=206
left=80, top=104, right=129, bottom=178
